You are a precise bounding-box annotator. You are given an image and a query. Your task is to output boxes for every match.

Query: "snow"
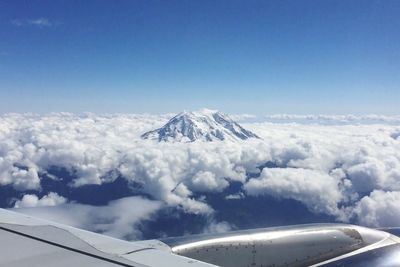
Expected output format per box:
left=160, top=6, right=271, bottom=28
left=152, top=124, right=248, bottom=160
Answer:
left=141, top=109, right=259, bottom=142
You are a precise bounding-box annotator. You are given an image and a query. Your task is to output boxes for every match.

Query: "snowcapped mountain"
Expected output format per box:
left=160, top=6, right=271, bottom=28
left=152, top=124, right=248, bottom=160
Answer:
left=141, top=109, right=259, bottom=142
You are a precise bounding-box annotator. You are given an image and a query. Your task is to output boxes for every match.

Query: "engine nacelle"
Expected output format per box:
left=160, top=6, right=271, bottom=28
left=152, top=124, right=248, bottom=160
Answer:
left=161, top=224, right=399, bottom=267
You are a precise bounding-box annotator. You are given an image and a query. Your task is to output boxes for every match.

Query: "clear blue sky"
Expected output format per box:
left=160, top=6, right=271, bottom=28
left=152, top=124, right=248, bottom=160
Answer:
left=0, top=0, right=399, bottom=115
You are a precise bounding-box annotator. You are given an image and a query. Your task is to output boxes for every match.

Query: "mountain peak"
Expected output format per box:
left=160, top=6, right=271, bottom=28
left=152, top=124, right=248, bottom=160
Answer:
left=141, top=109, right=259, bottom=142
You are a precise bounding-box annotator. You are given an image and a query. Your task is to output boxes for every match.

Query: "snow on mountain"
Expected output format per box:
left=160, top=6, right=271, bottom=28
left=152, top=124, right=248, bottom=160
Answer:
left=141, top=109, right=260, bottom=142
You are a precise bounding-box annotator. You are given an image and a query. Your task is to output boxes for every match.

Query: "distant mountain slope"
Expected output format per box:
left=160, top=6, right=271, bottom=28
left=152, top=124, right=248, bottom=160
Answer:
left=141, top=109, right=259, bottom=142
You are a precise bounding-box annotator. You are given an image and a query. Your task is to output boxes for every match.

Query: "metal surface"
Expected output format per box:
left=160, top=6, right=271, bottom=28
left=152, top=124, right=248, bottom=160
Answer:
left=0, top=209, right=217, bottom=267
left=0, top=224, right=145, bottom=267
left=1, top=208, right=400, bottom=267
left=163, top=224, right=400, bottom=267
left=0, top=228, right=129, bottom=267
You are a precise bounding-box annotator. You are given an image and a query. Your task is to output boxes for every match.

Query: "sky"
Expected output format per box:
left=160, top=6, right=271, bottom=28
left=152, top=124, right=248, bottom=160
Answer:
left=0, top=0, right=399, bottom=115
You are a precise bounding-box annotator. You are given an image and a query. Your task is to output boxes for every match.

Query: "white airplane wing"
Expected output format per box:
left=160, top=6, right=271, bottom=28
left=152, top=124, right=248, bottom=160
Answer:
left=0, top=208, right=217, bottom=267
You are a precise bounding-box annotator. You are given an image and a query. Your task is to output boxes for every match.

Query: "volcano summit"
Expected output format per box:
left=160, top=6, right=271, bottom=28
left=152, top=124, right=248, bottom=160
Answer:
left=141, top=109, right=259, bottom=142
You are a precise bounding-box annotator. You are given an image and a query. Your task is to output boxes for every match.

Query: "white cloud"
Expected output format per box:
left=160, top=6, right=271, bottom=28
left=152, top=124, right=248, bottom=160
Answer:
left=189, top=171, right=229, bottom=192
left=1, top=113, right=400, bottom=227
left=244, top=168, right=344, bottom=216
left=264, top=114, right=400, bottom=124
left=11, top=167, right=41, bottom=191
left=28, top=18, right=52, bottom=27
left=353, top=190, right=400, bottom=227
left=13, top=196, right=163, bottom=240
left=225, top=192, right=244, bottom=200
left=11, top=18, right=53, bottom=27
left=10, top=19, right=23, bottom=26
left=346, top=159, right=386, bottom=193
left=202, top=221, right=232, bottom=234
left=14, top=192, right=66, bottom=208
left=229, top=114, right=257, bottom=122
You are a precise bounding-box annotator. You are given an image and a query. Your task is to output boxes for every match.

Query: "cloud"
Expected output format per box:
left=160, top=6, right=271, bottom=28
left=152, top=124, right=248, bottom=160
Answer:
left=265, top=114, right=400, bottom=124
left=14, top=192, right=66, bottom=208
left=229, top=114, right=257, bottom=122
left=28, top=18, right=52, bottom=27
left=353, top=190, right=400, bottom=227
left=11, top=18, right=53, bottom=27
left=13, top=196, right=163, bottom=240
left=244, top=168, right=344, bottom=216
left=391, top=131, right=400, bottom=140
left=202, top=221, right=232, bottom=234
left=225, top=192, right=244, bottom=200
left=189, top=171, right=229, bottom=193
left=0, top=112, right=400, bottom=228
left=10, top=19, right=23, bottom=26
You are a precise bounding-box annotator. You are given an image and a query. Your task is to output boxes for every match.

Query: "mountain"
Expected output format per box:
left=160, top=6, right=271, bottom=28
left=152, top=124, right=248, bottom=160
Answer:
left=141, top=109, right=260, bottom=142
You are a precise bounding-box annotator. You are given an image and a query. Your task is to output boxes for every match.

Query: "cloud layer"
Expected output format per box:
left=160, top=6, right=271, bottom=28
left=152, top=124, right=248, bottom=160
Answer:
left=14, top=196, right=162, bottom=240
left=264, top=114, right=400, bottom=124
left=1, top=112, right=400, bottom=237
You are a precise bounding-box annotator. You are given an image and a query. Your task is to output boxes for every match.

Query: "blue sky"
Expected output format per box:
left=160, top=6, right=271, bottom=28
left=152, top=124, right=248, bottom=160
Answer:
left=0, top=0, right=399, bottom=115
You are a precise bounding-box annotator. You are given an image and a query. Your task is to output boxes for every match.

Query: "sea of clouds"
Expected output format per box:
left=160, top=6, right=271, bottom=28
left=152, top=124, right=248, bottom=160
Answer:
left=1, top=112, right=400, bottom=240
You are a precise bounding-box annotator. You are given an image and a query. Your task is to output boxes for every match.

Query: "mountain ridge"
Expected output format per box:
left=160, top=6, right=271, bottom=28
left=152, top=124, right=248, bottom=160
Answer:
left=141, top=109, right=259, bottom=142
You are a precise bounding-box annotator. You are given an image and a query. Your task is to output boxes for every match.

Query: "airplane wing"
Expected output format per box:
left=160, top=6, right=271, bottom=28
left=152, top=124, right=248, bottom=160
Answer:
left=0, top=208, right=217, bottom=267
left=1, top=208, right=400, bottom=267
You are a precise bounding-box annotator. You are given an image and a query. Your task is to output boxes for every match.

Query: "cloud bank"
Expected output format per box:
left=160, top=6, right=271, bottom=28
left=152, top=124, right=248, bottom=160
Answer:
left=244, top=168, right=344, bottom=217
left=1, top=112, right=400, bottom=237
left=264, top=114, right=400, bottom=124
left=14, top=196, right=163, bottom=240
